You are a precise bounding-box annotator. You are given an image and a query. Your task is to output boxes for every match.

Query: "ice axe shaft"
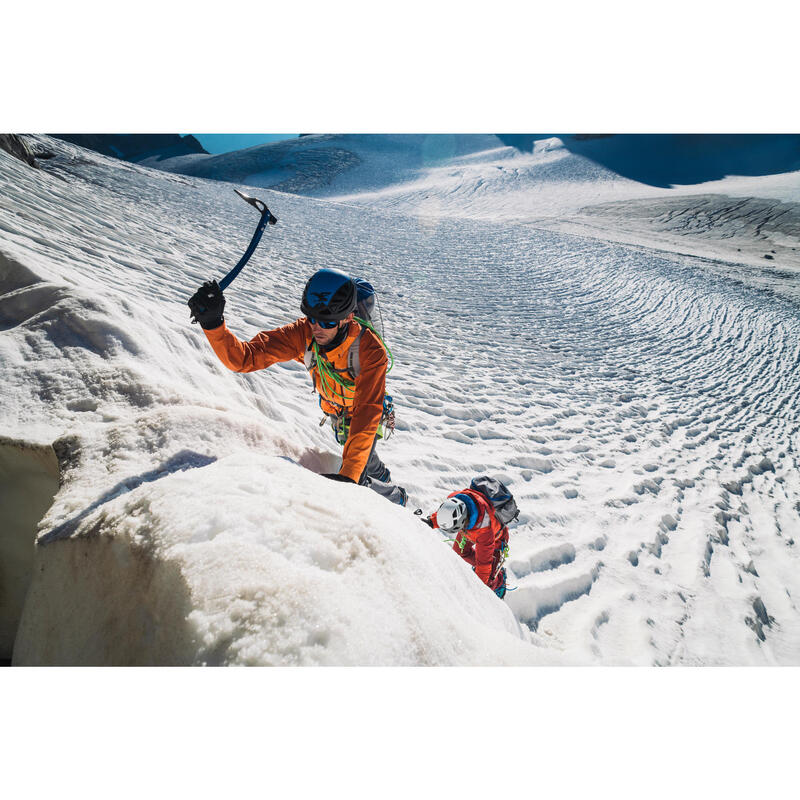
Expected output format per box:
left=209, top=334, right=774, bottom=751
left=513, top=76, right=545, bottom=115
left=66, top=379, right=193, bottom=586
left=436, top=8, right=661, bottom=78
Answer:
left=218, top=189, right=278, bottom=291
left=190, top=189, right=277, bottom=322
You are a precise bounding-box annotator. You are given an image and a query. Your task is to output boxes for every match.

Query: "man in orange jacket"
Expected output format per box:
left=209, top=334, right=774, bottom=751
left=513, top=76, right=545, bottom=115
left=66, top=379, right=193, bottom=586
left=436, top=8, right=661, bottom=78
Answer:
left=188, top=268, right=407, bottom=505
left=424, top=488, right=509, bottom=598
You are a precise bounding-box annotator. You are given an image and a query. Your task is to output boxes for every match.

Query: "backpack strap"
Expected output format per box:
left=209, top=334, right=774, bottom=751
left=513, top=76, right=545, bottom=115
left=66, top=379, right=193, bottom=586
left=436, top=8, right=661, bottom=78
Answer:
left=347, top=327, right=366, bottom=378
left=354, top=316, right=393, bottom=374
left=305, top=320, right=391, bottom=382
left=305, top=335, right=359, bottom=381
left=459, top=489, right=500, bottom=532
left=304, top=343, right=316, bottom=371
left=305, top=324, right=387, bottom=408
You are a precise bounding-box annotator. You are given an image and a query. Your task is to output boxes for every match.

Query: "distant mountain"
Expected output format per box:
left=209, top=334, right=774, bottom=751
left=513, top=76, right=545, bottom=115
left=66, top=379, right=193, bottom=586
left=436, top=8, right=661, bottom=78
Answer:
left=50, top=134, right=208, bottom=163
left=142, top=134, right=800, bottom=203
left=144, top=133, right=507, bottom=196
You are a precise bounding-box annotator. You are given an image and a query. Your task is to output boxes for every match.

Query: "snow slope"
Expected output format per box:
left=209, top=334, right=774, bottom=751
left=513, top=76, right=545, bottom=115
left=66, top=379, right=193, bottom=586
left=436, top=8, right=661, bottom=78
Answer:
left=2, top=134, right=800, bottom=665
left=155, top=133, right=800, bottom=270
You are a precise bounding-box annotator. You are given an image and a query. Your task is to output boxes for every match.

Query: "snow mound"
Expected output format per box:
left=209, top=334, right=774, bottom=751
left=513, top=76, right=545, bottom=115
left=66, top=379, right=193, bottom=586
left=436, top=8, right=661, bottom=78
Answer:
left=15, top=454, right=538, bottom=665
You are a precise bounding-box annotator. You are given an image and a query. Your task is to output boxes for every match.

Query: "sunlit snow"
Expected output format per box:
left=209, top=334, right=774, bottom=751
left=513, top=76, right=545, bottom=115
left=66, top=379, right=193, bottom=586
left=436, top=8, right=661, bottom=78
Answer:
left=2, top=133, right=800, bottom=665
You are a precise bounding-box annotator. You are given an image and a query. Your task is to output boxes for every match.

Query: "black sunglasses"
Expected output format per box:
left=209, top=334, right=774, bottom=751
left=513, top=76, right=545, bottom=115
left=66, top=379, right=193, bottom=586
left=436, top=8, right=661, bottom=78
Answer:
left=307, top=316, right=339, bottom=329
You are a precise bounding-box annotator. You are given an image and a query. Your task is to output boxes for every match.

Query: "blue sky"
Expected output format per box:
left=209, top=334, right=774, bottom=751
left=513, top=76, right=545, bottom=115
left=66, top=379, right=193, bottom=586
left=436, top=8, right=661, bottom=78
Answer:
left=192, top=134, right=299, bottom=154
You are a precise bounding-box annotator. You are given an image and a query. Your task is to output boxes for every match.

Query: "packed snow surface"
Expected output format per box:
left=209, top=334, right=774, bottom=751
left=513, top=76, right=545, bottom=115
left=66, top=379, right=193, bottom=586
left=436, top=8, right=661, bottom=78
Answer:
left=2, top=134, right=800, bottom=665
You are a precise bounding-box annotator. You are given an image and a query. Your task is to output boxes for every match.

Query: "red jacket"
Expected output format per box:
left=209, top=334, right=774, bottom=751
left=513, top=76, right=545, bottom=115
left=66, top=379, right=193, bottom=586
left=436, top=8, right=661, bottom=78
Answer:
left=204, top=318, right=386, bottom=483
left=431, top=489, right=507, bottom=585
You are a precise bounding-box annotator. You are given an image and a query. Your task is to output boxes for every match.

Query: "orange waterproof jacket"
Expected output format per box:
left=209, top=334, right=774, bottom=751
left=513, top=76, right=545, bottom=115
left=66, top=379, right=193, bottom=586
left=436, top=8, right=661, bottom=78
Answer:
left=431, top=489, right=506, bottom=585
left=204, top=318, right=387, bottom=482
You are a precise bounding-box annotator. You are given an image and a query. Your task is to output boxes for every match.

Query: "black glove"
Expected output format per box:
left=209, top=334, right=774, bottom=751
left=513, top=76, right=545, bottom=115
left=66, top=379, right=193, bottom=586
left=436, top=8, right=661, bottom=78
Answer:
left=413, top=509, right=434, bottom=527
left=188, top=280, right=225, bottom=329
left=322, top=473, right=355, bottom=483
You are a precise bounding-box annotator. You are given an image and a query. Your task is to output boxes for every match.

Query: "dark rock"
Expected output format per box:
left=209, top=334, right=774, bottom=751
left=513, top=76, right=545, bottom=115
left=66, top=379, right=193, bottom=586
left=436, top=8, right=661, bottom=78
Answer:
left=0, top=133, right=51, bottom=167
left=752, top=597, right=773, bottom=627
left=744, top=615, right=765, bottom=642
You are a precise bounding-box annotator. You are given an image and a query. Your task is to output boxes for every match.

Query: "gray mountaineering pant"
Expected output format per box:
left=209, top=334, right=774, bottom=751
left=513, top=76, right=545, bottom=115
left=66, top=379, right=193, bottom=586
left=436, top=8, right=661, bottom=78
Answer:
left=329, top=411, right=406, bottom=505
left=358, top=434, right=406, bottom=506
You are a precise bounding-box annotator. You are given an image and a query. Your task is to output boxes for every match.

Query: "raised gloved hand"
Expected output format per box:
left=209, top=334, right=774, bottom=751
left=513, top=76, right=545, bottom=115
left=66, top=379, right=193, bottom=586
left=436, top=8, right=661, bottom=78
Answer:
left=322, top=473, right=355, bottom=483
left=188, top=280, right=225, bottom=329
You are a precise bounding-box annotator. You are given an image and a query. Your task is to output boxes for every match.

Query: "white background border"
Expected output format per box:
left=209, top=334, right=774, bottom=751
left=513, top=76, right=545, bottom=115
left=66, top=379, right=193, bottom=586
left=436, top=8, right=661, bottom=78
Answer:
left=2, top=2, right=798, bottom=796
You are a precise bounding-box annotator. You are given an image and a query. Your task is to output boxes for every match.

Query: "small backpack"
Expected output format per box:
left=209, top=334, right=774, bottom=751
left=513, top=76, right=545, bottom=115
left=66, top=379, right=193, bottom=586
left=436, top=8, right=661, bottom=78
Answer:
left=354, top=278, right=383, bottom=339
left=346, top=278, right=393, bottom=377
left=469, top=475, right=519, bottom=526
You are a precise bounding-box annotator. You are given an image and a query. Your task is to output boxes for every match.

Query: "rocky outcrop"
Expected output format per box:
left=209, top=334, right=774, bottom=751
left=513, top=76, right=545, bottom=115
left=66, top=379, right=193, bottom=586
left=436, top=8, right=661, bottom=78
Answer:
left=0, top=134, right=52, bottom=167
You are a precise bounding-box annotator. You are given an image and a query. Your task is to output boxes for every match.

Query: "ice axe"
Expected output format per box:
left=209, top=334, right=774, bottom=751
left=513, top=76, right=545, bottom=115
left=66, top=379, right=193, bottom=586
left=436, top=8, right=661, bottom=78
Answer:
left=190, top=189, right=277, bottom=322
left=220, top=188, right=278, bottom=290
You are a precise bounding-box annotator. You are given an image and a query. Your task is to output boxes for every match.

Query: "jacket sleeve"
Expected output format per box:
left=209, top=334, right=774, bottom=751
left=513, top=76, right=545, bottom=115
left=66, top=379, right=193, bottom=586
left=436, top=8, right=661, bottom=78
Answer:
left=339, top=331, right=387, bottom=482
left=203, top=319, right=308, bottom=373
left=473, top=527, right=496, bottom=585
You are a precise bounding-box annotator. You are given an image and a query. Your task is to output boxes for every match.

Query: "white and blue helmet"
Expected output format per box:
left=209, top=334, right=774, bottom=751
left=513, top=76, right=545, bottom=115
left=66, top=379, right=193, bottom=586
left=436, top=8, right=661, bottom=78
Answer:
left=436, top=497, right=468, bottom=532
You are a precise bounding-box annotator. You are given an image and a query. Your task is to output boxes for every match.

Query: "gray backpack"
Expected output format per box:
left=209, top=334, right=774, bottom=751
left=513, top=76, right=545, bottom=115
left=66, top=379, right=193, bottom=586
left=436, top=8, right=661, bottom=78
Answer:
left=469, top=475, right=519, bottom=526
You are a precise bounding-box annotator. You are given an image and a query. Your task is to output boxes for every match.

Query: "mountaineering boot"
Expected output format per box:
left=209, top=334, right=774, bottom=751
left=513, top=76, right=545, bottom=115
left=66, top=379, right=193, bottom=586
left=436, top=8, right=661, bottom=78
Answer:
left=364, top=476, right=406, bottom=506
left=357, top=433, right=405, bottom=505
